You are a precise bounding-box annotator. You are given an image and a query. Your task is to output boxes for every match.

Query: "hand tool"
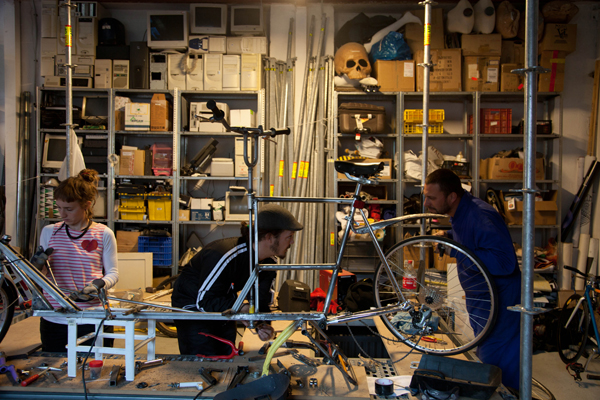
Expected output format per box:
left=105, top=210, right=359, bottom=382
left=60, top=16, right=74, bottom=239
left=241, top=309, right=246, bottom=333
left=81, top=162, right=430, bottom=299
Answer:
left=21, top=367, right=50, bottom=387
left=422, top=336, right=447, bottom=345
left=258, top=342, right=271, bottom=355
left=199, top=367, right=222, bottom=386
left=0, top=352, right=21, bottom=384
left=248, top=350, right=296, bottom=362
left=227, top=366, right=249, bottom=390
left=196, top=332, right=244, bottom=360
left=168, top=381, right=204, bottom=390
left=290, top=352, right=320, bottom=368
left=135, top=359, right=165, bottom=375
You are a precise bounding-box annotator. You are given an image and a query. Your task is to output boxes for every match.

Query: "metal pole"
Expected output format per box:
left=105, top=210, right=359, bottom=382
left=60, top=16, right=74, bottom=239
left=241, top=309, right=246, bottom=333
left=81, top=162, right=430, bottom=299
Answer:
left=420, top=1, right=432, bottom=237
left=16, top=92, right=32, bottom=252
left=519, top=1, right=539, bottom=399
left=64, top=0, right=74, bottom=177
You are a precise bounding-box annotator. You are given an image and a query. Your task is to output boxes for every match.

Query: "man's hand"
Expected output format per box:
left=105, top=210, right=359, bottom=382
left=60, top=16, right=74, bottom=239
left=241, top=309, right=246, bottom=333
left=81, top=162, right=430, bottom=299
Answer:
left=256, top=324, right=275, bottom=342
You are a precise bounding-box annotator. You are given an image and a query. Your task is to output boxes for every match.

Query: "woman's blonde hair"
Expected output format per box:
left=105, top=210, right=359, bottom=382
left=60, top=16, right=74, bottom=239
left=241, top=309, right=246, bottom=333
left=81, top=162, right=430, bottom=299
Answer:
left=54, top=169, right=99, bottom=219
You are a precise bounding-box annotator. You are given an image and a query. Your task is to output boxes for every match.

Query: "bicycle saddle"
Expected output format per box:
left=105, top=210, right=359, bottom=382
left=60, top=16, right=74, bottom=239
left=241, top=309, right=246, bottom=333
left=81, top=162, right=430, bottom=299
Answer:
left=334, top=160, right=383, bottom=178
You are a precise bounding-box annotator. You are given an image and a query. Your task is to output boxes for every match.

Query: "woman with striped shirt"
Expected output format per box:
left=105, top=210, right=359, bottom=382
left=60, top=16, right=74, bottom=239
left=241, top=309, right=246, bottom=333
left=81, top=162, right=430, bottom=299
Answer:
left=38, top=169, right=119, bottom=352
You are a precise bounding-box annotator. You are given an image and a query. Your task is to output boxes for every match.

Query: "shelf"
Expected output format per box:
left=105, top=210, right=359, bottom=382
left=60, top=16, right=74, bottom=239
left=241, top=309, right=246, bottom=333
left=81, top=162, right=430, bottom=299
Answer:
left=180, top=176, right=249, bottom=181
left=115, top=131, right=174, bottom=136
left=179, top=221, right=242, bottom=225
left=337, top=178, right=398, bottom=183
left=479, top=134, right=560, bottom=140
left=115, top=219, right=174, bottom=224
left=181, top=132, right=242, bottom=137
left=116, top=175, right=174, bottom=180
left=337, top=133, right=399, bottom=138
left=480, top=179, right=558, bottom=184
left=402, top=134, right=473, bottom=139
left=40, top=129, right=109, bottom=134
left=479, top=92, right=559, bottom=102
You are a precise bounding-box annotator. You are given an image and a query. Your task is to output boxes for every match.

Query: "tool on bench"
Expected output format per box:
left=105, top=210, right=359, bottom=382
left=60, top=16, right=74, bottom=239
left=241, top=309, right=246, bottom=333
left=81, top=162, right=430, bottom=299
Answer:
left=248, top=350, right=295, bottom=362
left=36, top=366, right=62, bottom=384
left=199, top=367, right=223, bottom=386
left=258, top=342, right=271, bottom=355
left=135, top=359, right=165, bottom=375
left=279, top=340, right=319, bottom=355
left=227, top=366, right=249, bottom=390
left=0, top=352, right=21, bottom=384
left=290, top=352, right=320, bottom=368
left=123, top=304, right=149, bottom=316
left=21, top=367, right=51, bottom=387
left=168, top=381, right=204, bottom=390
left=109, top=365, right=122, bottom=386
left=197, top=332, right=244, bottom=360
left=422, top=336, right=447, bottom=345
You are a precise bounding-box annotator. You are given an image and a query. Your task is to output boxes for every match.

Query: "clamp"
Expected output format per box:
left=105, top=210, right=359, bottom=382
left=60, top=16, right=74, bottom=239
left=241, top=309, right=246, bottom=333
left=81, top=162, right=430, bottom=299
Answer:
left=196, top=332, right=244, bottom=360
left=0, top=352, right=20, bottom=385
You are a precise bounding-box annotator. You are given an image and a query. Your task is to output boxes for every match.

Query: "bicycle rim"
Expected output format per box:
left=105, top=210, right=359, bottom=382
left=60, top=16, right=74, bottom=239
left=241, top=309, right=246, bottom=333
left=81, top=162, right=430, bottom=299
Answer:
left=374, top=235, right=498, bottom=355
left=156, top=321, right=178, bottom=338
left=0, top=281, right=17, bottom=344
left=557, top=294, right=589, bottom=364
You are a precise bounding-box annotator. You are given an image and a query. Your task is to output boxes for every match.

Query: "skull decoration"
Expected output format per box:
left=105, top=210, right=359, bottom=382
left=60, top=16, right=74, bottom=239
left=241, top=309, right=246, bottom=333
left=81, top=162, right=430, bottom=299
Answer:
left=334, top=42, right=371, bottom=80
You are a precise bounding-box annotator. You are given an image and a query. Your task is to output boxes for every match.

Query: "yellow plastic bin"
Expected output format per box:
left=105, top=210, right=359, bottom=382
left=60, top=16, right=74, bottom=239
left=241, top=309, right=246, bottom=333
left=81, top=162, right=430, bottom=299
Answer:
left=119, top=206, right=146, bottom=220
left=147, top=192, right=172, bottom=221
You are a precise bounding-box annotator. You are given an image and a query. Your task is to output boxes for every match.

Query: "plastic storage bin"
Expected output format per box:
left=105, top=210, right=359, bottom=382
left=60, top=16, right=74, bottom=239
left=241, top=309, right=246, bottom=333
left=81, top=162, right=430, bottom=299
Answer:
left=118, top=206, right=146, bottom=220
left=403, top=109, right=445, bottom=123
left=404, top=122, right=444, bottom=134
left=151, top=143, right=173, bottom=176
left=147, top=191, right=172, bottom=221
left=138, top=236, right=172, bottom=266
left=469, top=108, right=513, bottom=134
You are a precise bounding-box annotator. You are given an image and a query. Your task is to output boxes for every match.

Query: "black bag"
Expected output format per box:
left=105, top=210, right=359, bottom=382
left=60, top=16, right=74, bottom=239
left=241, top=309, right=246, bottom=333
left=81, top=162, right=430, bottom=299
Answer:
left=345, top=278, right=376, bottom=312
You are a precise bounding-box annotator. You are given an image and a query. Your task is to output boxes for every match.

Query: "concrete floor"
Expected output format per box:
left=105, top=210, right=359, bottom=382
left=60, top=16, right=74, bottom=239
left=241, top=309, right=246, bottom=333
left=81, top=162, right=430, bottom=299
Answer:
left=1, top=316, right=599, bottom=399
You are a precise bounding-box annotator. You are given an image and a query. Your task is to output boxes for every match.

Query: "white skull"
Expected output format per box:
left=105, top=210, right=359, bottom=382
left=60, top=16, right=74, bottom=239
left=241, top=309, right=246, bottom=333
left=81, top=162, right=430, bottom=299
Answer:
left=334, top=42, right=371, bottom=80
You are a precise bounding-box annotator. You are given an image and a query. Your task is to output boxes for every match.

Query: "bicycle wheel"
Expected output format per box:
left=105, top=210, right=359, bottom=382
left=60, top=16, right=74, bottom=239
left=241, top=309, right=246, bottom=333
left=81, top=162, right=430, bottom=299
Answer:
left=374, top=235, right=498, bottom=355
left=557, top=294, right=589, bottom=364
left=0, top=281, right=17, bottom=344
left=154, top=274, right=180, bottom=338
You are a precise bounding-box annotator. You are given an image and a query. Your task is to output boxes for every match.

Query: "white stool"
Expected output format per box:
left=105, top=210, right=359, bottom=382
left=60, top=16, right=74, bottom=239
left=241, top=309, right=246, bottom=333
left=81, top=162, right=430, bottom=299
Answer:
left=66, top=317, right=156, bottom=381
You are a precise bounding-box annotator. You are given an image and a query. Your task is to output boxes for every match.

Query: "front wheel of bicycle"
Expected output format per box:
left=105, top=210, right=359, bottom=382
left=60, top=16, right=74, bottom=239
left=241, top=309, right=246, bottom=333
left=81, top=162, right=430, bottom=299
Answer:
left=374, top=235, right=498, bottom=355
left=0, top=281, right=17, bottom=344
left=557, top=294, right=590, bottom=364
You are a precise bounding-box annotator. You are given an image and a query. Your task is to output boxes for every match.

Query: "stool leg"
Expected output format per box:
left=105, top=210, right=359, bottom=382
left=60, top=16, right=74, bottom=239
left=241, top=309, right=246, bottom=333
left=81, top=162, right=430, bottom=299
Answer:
left=67, top=319, right=77, bottom=378
left=125, top=320, right=135, bottom=381
left=147, top=319, right=156, bottom=360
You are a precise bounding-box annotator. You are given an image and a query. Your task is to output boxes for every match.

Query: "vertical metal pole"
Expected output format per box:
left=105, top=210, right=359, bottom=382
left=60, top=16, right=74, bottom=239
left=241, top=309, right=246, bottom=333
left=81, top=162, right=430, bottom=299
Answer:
left=64, top=0, right=74, bottom=176
left=420, top=1, right=432, bottom=237
left=17, top=92, right=32, bottom=252
left=520, top=1, right=539, bottom=399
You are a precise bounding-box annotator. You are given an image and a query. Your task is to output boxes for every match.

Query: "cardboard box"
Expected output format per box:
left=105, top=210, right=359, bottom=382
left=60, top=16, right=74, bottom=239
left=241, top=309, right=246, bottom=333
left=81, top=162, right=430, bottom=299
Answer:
left=500, top=64, right=523, bottom=92
left=125, top=103, right=150, bottom=131
left=119, top=149, right=145, bottom=176
left=404, top=8, right=445, bottom=54
left=150, top=93, right=172, bottom=131
left=372, top=60, right=415, bottom=92
left=116, top=230, right=140, bottom=252
left=461, top=34, right=502, bottom=56
left=539, top=50, right=566, bottom=92
left=114, top=96, right=131, bottom=131
left=210, top=158, right=234, bottom=176
left=501, top=190, right=558, bottom=225
left=501, top=40, right=525, bottom=65
left=539, top=23, right=577, bottom=54
left=191, top=198, right=212, bottom=221
left=416, top=49, right=462, bottom=92
left=235, top=155, right=249, bottom=177
left=178, top=209, right=190, bottom=221
left=230, top=109, right=256, bottom=127
left=463, top=56, right=500, bottom=92
left=337, top=158, right=392, bottom=180
left=479, top=157, right=544, bottom=180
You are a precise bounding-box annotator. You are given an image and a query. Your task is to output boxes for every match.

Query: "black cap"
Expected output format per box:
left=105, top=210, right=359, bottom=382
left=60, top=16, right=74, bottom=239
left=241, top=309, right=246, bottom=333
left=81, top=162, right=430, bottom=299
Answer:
left=257, top=204, right=303, bottom=231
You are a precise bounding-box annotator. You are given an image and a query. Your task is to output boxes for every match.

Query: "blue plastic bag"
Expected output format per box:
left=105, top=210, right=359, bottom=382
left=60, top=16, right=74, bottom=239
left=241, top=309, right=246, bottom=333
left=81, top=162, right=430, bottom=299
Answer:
left=369, top=31, right=412, bottom=63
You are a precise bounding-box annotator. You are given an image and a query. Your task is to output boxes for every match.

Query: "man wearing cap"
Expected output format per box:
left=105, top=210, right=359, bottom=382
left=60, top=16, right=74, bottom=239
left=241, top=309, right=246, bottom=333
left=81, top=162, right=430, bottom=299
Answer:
left=172, top=204, right=303, bottom=356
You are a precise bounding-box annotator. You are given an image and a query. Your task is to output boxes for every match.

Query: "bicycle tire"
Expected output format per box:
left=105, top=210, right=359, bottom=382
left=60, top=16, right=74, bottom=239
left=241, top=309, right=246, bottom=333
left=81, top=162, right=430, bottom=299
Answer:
left=0, top=281, right=17, bottom=344
left=557, top=294, right=590, bottom=364
left=373, top=235, right=498, bottom=355
left=156, top=274, right=179, bottom=291
left=154, top=274, right=180, bottom=338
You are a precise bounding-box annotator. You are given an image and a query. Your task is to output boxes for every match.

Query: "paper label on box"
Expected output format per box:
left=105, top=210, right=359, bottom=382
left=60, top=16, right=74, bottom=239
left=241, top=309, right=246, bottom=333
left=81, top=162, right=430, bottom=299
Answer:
left=468, top=64, right=479, bottom=80
left=487, top=67, right=498, bottom=83
left=508, top=198, right=516, bottom=210
left=404, top=62, right=414, bottom=77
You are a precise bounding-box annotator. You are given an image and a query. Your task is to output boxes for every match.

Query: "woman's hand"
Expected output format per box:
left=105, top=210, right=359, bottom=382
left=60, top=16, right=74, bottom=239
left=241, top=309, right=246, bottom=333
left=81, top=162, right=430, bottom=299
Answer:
left=239, top=304, right=275, bottom=341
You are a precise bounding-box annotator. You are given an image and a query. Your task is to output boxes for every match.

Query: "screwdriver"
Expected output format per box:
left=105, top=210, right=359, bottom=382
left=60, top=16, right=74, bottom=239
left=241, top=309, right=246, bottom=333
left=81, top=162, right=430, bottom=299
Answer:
left=21, top=367, right=50, bottom=387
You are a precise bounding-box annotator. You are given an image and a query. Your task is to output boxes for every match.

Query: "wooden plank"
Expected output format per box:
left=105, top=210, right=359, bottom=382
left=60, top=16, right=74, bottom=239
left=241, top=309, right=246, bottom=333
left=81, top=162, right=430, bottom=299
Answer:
left=587, top=60, right=600, bottom=156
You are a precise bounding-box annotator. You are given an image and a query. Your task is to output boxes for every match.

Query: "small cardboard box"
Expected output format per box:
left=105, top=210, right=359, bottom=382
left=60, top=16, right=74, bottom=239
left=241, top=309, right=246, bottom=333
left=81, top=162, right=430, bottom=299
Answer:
left=125, top=103, right=150, bottom=131
left=116, top=230, right=140, bottom=252
left=434, top=253, right=456, bottom=272
left=500, top=64, right=523, bottom=92
left=501, top=190, right=558, bottom=226
left=191, top=198, right=212, bottom=221
left=416, top=49, right=462, bottom=92
left=461, top=34, right=502, bottom=56
left=178, top=209, right=190, bottom=221
left=539, top=23, right=577, bottom=54
left=230, top=109, right=256, bottom=127
left=372, top=60, right=415, bottom=92
left=114, top=96, right=131, bottom=131
left=463, top=56, right=500, bottom=92
left=337, top=158, right=392, bottom=180
left=150, top=93, right=172, bottom=131
left=119, top=149, right=145, bottom=176
left=501, top=40, right=525, bottom=65
left=480, top=157, right=544, bottom=180
left=539, top=50, right=566, bottom=92
left=404, top=8, right=445, bottom=54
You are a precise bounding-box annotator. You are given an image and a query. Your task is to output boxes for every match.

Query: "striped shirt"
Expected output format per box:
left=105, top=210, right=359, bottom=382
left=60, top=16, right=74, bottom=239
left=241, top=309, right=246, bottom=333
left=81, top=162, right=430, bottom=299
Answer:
left=40, top=222, right=118, bottom=324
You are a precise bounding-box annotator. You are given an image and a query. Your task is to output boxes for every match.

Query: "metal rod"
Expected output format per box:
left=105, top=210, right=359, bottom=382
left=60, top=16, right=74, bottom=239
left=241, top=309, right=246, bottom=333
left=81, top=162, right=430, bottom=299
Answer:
left=420, top=0, right=432, bottom=237
left=519, top=1, right=539, bottom=399
left=64, top=0, right=73, bottom=176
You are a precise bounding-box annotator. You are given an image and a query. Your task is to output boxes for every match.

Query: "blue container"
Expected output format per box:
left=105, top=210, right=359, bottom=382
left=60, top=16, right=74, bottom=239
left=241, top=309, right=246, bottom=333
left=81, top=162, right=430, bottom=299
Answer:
left=138, top=236, right=172, bottom=266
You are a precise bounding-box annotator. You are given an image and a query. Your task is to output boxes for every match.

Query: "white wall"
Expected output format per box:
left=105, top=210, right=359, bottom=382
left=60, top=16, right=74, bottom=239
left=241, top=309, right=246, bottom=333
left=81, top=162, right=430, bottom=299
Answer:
left=3, top=1, right=599, bottom=247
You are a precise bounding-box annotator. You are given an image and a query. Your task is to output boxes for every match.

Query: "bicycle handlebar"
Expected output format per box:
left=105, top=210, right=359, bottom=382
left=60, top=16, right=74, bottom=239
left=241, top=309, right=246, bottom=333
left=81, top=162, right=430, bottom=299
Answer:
left=564, top=265, right=588, bottom=278
left=206, top=99, right=225, bottom=121
left=205, top=101, right=289, bottom=137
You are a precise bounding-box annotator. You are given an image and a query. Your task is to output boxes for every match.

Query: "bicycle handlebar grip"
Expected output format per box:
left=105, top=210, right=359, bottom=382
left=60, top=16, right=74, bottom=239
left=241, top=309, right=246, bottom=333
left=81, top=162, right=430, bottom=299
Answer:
left=268, top=128, right=291, bottom=137
left=206, top=100, right=224, bottom=121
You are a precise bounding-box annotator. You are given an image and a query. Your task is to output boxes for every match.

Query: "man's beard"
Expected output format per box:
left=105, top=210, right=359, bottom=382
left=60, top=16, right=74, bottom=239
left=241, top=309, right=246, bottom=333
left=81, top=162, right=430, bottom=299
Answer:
left=270, top=237, right=288, bottom=258
left=430, top=200, right=451, bottom=215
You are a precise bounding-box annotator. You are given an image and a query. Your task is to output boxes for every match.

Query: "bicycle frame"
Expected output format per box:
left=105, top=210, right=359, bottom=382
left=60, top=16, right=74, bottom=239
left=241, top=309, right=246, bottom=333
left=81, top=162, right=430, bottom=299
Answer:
left=565, top=280, right=600, bottom=354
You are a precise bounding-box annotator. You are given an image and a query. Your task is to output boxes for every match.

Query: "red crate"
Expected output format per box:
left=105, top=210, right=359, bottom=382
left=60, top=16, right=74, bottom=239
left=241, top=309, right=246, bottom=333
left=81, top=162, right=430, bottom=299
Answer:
left=469, top=108, right=513, bottom=134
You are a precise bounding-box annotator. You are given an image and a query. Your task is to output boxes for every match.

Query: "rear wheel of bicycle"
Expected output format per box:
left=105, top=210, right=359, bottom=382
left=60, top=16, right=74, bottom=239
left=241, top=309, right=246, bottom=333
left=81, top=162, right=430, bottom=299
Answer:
left=557, top=294, right=589, bottom=364
left=0, top=281, right=17, bottom=344
left=374, top=235, right=498, bottom=355
left=154, top=274, right=180, bottom=338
